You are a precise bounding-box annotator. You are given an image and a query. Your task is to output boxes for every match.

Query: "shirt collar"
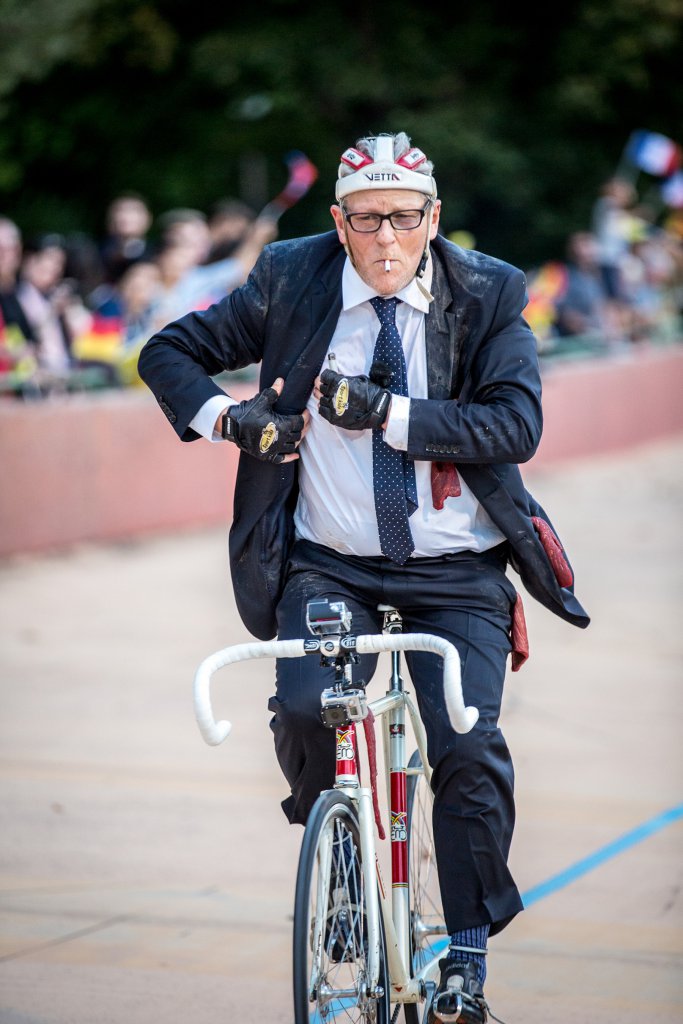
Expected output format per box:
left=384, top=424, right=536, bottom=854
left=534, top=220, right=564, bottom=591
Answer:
left=342, top=254, right=433, bottom=314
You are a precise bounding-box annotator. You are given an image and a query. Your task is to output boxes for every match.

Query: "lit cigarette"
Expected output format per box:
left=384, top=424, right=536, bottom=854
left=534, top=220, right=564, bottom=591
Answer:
left=328, top=351, right=339, bottom=373
left=384, top=259, right=391, bottom=272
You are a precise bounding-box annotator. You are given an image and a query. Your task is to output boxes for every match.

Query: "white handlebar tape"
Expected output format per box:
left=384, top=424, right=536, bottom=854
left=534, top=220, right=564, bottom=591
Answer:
left=355, top=633, right=478, bottom=734
left=193, top=633, right=478, bottom=747
left=193, top=639, right=307, bottom=745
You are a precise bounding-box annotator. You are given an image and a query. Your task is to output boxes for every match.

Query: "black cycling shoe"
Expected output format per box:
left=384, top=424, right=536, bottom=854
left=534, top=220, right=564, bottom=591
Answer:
left=427, top=957, right=488, bottom=1023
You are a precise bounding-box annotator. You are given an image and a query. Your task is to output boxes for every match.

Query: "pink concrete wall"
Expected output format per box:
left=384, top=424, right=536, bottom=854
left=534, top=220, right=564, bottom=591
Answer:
left=531, top=344, right=683, bottom=468
left=1, top=345, right=682, bottom=558
left=0, top=385, right=251, bottom=557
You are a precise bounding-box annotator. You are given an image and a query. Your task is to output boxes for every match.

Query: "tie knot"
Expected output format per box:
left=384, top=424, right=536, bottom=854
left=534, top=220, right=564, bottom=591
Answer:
left=370, top=295, right=399, bottom=323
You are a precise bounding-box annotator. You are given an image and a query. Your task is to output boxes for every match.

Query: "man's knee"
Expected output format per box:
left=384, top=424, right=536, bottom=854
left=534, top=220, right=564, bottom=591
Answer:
left=267, top=689, right=336, bottom=826
left=431, top=726, right=514, bottom=805
left=271, top=664, right=328, bottom=728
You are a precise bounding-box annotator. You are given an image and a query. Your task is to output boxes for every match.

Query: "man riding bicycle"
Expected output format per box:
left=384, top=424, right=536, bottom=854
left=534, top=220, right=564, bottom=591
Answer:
left=139, top=131, right=589, bottom=1022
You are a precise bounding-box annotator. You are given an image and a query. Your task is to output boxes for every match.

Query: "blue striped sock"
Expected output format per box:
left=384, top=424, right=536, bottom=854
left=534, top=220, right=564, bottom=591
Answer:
left=447, top=925, right=489, bottom=985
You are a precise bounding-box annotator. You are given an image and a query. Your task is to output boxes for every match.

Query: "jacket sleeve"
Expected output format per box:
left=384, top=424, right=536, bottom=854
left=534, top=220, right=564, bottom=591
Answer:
left=406, top=267, right=543, bottom=464
left=137, top=248, right=272, bottom=441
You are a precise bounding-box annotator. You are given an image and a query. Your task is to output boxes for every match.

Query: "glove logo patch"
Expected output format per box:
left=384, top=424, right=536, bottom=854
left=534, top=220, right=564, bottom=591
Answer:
left=259, top=422, right=279, bottom=453
left=333, top=378, right=349, bottom=417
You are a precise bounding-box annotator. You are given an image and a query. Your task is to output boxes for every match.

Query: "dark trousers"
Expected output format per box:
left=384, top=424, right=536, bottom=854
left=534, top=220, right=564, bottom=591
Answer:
left=269, top=538, right=524, bottom=935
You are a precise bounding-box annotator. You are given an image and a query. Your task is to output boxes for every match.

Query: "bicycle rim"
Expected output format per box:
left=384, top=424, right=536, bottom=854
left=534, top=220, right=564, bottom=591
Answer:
left=293, top=790, right=390, bottom=1024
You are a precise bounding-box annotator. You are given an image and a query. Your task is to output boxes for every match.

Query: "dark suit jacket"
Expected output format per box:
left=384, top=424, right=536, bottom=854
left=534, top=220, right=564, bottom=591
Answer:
left=138, top=231, right=589, bottom=639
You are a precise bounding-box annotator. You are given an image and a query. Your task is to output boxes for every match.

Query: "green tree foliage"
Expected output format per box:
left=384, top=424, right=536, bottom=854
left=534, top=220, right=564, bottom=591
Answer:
left=0, top=0, right=681, bottom=267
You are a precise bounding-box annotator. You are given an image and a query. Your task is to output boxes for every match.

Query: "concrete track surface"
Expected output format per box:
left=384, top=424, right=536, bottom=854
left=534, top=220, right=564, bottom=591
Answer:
left=1, top=437, right=682, bottom=1023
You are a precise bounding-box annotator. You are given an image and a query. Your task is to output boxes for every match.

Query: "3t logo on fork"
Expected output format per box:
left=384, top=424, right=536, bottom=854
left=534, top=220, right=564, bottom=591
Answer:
left=336, top=728, right=354, bottom=761
left=391, top=811, right=408, bottom=843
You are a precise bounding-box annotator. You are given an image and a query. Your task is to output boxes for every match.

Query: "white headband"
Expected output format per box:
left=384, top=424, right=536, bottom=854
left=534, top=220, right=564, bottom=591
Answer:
left=335, top=137, right=437, bottom=202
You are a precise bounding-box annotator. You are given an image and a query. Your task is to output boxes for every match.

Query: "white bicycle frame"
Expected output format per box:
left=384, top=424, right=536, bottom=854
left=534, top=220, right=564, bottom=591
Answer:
left=193, top=625, right=478, bottom=1008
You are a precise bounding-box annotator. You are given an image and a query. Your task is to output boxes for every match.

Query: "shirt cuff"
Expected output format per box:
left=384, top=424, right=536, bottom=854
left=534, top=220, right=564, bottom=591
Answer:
left=383, top=394, right=410, bottom=450
left=189, top=393, right=234, bottom=442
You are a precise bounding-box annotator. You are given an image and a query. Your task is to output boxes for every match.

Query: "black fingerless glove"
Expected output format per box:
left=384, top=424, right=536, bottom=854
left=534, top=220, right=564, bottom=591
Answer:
left=318, top=369, right=391, bottom=431
left=222, top=387, right=304, bottom=463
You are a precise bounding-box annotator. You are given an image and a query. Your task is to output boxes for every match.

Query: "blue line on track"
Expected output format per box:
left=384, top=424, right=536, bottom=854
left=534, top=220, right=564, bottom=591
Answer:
left=522, top=802, right=683, bottom=908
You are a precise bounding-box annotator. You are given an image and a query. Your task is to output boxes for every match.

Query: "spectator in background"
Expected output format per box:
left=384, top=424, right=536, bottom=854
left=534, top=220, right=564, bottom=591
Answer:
left=661, top=211, right=683, bottom=318
left=111, top=258, right=165, bottom=387
left=621, top=219, right=681, bottom=342
left=99, top=193, right=153, bottom=285
left=150, top=209, right=280, bottom=329
left=156, top=208, right=212, bottom=266
left=72, top=202, right=278, bottom=388
left=150, top=239, right=203, bottom=326
left=591, top=177, right=638, bottom=334
left=16, top=234, right=90, bottom=385
left=88, top=207, right=280, bottom=388
left=522, top=259, right=570, bottom=349
left=65, top=231, right=110, bottom=301
left=71, top=258, right=162, bottom=384
left=553, top=231, right=615, bottom=343
left=0, top=217, right=37, bottom=385
left=206, top=198, right=258, bottom=261
left=117, top=259, right=163, bottom=346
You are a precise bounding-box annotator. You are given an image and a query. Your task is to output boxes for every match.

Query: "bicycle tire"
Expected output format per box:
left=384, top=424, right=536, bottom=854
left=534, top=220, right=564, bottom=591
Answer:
left=403, top=749, right=448, bottom=1024
left=293, top=789, right=391, bottom=1023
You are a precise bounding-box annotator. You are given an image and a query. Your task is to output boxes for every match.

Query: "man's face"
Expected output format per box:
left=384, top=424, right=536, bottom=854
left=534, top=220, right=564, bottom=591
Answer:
left=331, top=189, right=440, bottom=295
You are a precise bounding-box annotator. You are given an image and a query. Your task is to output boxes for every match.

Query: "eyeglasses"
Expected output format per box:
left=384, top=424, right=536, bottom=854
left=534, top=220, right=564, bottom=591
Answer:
left=342, top=199, right=432, bottom=233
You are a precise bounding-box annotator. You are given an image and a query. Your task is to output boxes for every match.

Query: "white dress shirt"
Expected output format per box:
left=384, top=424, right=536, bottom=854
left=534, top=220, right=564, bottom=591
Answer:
left=189, top=257, right=505, bottom=557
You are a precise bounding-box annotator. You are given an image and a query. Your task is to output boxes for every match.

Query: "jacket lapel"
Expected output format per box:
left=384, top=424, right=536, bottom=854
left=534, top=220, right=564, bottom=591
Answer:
left=425, top=250, right=459, bottom=400
left=278, top=251, right=344, bottom=411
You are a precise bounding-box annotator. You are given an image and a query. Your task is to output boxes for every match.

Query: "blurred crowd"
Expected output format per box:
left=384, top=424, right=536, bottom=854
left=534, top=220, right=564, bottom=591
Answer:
left=0, top=194, right=279, bottom=398
left=2, top=173, right=682, bottom=400
left=524, top=177, right=683, bottom=354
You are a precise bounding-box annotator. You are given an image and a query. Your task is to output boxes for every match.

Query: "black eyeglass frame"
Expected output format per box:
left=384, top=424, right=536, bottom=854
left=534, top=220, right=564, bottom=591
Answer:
left=341, top=198, right=433, bottom=233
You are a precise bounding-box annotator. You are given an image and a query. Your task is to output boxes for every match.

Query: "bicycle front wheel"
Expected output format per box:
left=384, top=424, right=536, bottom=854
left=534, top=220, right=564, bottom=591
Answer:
left=293, top=790, right=390, bottom=1023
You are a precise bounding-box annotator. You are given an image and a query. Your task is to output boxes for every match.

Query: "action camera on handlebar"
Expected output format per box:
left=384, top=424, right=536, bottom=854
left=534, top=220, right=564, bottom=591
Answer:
left=306, top=599, right=352, bottom=636
left=306, top=600, right=367, bottom=726
left=320, top=686, right=368, bottom=727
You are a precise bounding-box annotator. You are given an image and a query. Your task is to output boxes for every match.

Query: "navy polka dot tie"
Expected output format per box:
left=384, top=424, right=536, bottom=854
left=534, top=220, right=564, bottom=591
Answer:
left=369, top=296, right=418, bottom=564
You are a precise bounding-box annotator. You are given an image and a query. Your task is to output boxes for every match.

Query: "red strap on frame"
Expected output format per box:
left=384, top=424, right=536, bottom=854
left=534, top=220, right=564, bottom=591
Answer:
left=362, top=710, right=386, bottom=840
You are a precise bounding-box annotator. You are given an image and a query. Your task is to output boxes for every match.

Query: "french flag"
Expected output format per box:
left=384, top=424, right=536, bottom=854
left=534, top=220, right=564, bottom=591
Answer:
left=626, top=130, right=682, bottom=177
